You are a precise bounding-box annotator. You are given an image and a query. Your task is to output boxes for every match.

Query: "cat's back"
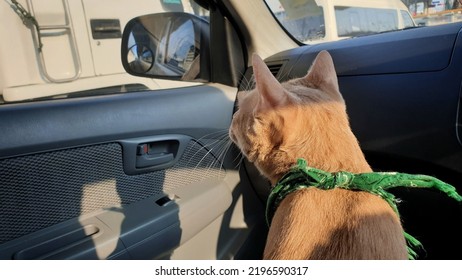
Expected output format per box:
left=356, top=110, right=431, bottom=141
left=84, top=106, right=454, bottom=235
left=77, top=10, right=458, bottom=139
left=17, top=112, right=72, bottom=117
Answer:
left=264, top=187, right=408, bottom=259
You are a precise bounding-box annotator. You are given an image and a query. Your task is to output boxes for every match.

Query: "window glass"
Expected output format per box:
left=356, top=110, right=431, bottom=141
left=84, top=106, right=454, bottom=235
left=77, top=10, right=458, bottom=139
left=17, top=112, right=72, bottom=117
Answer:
left=265, top=0, right=325, bottom=42
left=335, top=6, right=398, bottom=37
left=410, top=0, right=462, bottom=27
left=267, top=0, right=462, bottom=45
left=400, top=10, right=415, bottom=28
left=0, top=0, right=208, bottom=104
left=265, top=0, right=425, bottom=44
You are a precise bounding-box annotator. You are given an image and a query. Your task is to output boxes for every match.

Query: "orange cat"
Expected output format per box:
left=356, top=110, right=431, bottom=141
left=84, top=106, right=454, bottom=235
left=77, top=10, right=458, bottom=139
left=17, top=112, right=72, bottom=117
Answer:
left=229, top=51, right=408, bottom=259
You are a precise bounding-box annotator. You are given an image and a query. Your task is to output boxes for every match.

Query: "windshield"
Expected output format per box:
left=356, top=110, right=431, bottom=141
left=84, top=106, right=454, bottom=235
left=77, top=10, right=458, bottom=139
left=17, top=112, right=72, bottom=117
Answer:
left=264, top=0, right=426, bottom=44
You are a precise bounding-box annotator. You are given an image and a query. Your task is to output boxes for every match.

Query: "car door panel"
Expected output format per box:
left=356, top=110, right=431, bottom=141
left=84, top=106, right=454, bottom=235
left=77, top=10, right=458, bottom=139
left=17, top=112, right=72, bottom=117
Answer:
left=0, top=83, right=265, bottom=259
left=0, top=84, right=235, bottom=157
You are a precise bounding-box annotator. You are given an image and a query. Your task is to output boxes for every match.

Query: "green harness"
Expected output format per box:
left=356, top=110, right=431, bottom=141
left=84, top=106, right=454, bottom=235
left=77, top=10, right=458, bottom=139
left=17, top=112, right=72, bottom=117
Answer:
left=266, top=158, right=462, bottom=260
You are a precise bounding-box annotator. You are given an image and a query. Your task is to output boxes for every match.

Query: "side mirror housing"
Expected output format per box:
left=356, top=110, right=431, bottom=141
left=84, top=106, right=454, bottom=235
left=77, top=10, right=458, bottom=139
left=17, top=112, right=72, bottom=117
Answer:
left=121, top=12, right=210, bottom=81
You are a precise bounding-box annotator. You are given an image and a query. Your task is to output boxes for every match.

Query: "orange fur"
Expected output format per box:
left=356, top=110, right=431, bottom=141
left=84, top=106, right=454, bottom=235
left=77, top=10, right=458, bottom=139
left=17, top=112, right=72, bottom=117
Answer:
left=229, top=51, right=407, bottom=259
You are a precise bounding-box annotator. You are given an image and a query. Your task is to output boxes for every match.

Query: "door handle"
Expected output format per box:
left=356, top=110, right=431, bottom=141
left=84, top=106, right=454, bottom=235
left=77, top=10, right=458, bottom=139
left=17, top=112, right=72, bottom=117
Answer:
left=135, top=141, right=178, bottom=168
left=136, top=152, right=174, bottom=168
left=120, top=135, right=192, bottom=175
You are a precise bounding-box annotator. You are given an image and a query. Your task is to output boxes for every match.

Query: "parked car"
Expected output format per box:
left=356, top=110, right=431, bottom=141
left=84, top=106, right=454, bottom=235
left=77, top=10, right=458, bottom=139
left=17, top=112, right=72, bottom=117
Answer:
left=0, top=0, right=461, bottom=260
left=0, top=0, right=206, bottom=103
left=267, top=0, right=415, bottom=43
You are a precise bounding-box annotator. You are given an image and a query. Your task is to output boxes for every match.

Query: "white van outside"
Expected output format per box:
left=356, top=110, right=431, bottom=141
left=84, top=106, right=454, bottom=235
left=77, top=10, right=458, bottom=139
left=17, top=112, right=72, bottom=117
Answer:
left=0, top=0, right=206, bottom=103
left=267, top=0, right=416, bottom=44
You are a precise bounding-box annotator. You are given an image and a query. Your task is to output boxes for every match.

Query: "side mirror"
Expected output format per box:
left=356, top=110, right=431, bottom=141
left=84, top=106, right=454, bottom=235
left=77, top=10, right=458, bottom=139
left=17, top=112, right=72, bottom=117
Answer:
left=121, top=12, right=210, bottom=81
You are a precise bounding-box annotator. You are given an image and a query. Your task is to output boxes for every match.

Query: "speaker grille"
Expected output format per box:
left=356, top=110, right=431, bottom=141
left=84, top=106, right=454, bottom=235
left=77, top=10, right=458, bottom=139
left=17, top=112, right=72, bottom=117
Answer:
left=0, top=141, right=225, bottom=245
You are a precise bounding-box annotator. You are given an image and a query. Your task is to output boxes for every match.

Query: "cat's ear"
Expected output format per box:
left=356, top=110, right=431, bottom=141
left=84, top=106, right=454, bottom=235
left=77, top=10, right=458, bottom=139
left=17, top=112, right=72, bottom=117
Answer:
left=252, top=53, right=286, bottom=110
left=305, top=50, right=339, bottom=92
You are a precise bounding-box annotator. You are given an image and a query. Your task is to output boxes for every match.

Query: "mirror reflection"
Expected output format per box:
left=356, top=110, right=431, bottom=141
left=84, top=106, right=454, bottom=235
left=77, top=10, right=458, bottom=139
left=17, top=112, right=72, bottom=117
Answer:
left=123, top=13, right=207, bottom=79
left=127, top=44, right=154, bottom=73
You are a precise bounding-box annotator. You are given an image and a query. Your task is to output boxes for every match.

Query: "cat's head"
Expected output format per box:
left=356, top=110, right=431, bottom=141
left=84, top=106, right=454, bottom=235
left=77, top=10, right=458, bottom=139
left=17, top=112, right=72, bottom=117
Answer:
left=229, top=51, right=370, bottom=184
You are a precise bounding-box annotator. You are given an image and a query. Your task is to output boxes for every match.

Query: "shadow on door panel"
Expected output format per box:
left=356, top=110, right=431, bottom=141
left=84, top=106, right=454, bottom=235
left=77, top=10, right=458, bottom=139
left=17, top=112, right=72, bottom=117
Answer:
left=0, top=138, right=227, bottom=259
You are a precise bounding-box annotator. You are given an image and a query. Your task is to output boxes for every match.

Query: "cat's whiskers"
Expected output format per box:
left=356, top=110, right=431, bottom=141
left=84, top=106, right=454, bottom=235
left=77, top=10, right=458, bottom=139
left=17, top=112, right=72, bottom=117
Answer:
left=191, top=131, right=231, bottom=174
left=193, top=140, right=227, bottom=176
left=209, top=138, right=234, bottom=176
left=185, top=130, right=229, bottom=166
left=237, top=69, right=256, bottom=92
left=244, top=73, right=256, bottom=92
left=226, top=139, right=244, bottom=169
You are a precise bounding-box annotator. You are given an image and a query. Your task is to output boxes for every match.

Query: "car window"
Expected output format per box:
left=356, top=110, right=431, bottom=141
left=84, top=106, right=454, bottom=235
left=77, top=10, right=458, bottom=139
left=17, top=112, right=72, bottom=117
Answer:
left=400, top=10, right=415, bottom=28
left=335, top=6, right=398, bottom=37
left=0, top=0, right=208, bottom=104
left=269, top=1, right=326, bottom=42
left=264, top=0, right=462, bottom=44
